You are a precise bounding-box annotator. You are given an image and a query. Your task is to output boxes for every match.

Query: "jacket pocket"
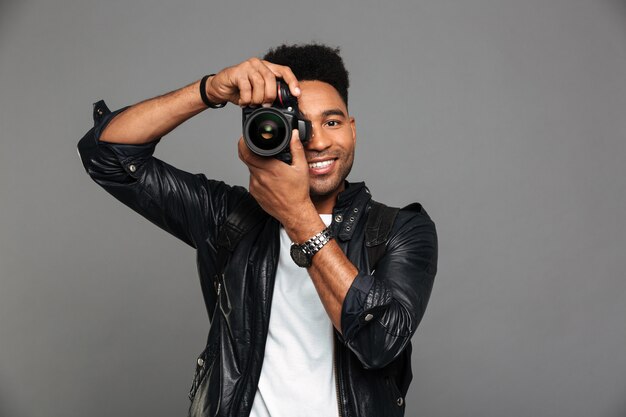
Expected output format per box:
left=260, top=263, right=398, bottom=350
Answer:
left=384, top=376, right=406, bottom=416
left=188, top=340, right=219, bottom=402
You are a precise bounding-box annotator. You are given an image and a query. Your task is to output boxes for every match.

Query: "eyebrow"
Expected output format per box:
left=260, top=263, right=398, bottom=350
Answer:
left=300, top=108, right=347, bottom=120
left=321, top=108, right=347, bottom=119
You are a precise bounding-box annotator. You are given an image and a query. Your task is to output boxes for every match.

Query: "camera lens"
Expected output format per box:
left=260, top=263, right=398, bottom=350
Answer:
left=243, top=108, right=291, bottom=156
left=258, top=119, right=279, bottom=140
left=249, top=113, right=286, bottom=150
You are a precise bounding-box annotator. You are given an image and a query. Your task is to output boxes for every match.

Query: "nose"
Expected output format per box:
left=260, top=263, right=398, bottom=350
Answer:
left=305, top=125, right=331, bottom=152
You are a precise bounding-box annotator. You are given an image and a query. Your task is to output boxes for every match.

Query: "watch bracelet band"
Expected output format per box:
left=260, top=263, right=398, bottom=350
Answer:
left=300, top=226, right=333, bottom=255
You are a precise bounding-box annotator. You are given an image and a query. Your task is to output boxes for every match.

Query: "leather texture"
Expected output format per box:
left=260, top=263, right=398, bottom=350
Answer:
left=78, top=101, right=438, bottom=417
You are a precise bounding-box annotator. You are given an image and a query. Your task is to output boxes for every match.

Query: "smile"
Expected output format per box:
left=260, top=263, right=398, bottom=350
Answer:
left=308, top=158, right=337, bottom=175
left=308, top=160, right=334, bottom=169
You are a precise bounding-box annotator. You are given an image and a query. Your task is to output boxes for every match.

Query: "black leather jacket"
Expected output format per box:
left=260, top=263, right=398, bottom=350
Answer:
left=78, top=101, right=437, bottom=417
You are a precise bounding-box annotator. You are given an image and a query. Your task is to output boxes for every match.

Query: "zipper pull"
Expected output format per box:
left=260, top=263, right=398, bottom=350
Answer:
left=214, top=275, right=222, bottom=296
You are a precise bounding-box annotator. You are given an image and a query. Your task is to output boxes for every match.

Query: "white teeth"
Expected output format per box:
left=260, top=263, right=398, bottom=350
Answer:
left=308, top=160, right=333, bottom=169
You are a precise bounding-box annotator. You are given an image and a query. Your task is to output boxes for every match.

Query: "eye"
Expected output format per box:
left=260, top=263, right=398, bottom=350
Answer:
left=325, top=120, right=341, bottom=128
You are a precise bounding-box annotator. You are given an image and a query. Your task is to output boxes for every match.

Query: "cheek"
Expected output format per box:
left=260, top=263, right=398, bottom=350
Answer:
left=337, top=130, right=355, bottom=148
left=342, top=137, right=356, bottom=156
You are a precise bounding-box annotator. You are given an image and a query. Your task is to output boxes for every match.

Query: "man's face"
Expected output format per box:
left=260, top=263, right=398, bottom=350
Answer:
left=298, top=80, right=356, bottom=202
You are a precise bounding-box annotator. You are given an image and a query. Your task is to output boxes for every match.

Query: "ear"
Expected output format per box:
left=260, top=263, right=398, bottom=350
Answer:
left=349, top=116, right=356, bottom=145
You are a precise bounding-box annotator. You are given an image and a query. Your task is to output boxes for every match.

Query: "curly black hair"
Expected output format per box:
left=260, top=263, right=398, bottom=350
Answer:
left=263, top=43, right=350, bottom=106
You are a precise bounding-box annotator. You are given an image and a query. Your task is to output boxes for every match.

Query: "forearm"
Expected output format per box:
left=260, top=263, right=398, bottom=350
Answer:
left=307, top=242, right=358, bottom=332
left=341, top=211, right=437, bottom=369
left=284, top=208, right=358, bottom=333
left=100, top=79, right=208, bottom=144
left=100, top=57, right=302, bottom=145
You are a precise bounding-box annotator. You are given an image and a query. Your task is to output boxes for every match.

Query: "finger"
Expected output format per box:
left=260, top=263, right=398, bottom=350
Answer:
left=237, top=76, right=253, bottom=107
left=245, top=58, right=277, bottom=105
left=255, top=63, right=278, bottom=105
left=237, top=137, right=246, bottom=161
left=248, top=175, right=258, bottom=193
left=289, top=129, right=307, bottom=167
left=263, top=61, right=301, bottom=97
left=248, top=71, right=267, bottom=105
left=238, top=136, right=256, bottom=164
left=238, top=137, right=269, bottom=169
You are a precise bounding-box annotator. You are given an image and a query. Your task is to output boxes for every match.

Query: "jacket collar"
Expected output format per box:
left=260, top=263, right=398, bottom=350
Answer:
left=331, top=181, right=372, bottom=241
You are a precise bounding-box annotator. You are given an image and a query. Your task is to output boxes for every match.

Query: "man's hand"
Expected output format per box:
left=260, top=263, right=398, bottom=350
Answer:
left=238, top=130, right=326, bottom=241
left=238, top=129, right=357, bottom=333
left=100, top=57, right=300, bottom=145
left=207, top=58, right=301, bottom=107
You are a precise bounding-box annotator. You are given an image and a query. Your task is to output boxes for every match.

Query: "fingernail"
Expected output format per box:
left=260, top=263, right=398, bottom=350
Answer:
left=262, top=103, right=272, bottom=108
left=294, top=87, right=301, bottom=95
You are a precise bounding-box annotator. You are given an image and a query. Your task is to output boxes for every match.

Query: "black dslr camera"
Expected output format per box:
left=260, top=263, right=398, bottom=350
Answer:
left=242, top=80, right=311, bottom=164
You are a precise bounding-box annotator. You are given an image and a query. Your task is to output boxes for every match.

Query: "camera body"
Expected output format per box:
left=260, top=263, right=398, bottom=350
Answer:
left=242, top=81, right=311, bottom=164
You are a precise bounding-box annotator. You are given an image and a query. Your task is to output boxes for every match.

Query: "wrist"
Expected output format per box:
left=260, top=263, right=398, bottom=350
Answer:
left=200, top=74, right=226, bottom=108
left=289, top=226, right=333, bottom=268
left=283, top=204, right=327, bottom=243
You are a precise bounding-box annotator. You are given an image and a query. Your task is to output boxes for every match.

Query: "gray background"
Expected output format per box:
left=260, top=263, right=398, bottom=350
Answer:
left=1, top=0, right=625, bottom=416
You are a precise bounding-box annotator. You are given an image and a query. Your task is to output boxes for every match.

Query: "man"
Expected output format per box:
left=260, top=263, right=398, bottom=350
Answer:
left=78, top=43, right=437, bottom=417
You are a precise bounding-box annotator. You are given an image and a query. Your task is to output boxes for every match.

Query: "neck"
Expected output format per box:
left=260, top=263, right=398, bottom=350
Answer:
left=311, top=185, right=345, bottom=214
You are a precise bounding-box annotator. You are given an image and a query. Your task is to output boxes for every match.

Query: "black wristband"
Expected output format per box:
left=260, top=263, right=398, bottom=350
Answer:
left=200, top=74, right=226, bottom=108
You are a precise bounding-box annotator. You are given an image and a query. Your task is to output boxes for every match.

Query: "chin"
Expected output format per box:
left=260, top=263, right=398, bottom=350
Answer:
left=309, top=178, right=344, bottom=199
left=309, top=159, right=353, bottom=198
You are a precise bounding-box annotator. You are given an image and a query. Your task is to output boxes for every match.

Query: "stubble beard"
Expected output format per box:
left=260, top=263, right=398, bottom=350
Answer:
left=308, top=150, right=355, bottom=200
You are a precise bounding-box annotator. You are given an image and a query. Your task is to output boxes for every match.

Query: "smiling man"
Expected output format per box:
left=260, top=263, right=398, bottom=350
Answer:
left=78, top=43, right=437, bottom=417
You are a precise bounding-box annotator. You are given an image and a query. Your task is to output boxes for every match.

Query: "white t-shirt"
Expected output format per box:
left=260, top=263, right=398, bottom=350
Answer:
left=249, top=214, right=339, bottom=417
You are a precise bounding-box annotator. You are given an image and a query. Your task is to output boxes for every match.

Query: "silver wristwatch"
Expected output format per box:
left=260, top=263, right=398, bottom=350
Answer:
left=289, top=226, right=333, bottom=268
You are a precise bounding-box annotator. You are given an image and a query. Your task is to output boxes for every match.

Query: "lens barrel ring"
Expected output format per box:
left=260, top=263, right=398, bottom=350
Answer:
left=243, top=107, right=293, bottom=157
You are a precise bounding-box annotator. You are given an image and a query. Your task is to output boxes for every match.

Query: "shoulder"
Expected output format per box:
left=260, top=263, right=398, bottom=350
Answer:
left=394, top=202, right=435, bottom=232
left=364, top=198, right=437, bottom=250
left=367, top=199, right=436, bottom=237
left=396, top=202, right=436, bottom=232
left=382, top=201, right=438, bottom=261
left=390, top=201, right=438, bottom=272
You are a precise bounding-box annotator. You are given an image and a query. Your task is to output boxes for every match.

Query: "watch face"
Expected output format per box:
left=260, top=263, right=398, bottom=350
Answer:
left=290, top=245, right=311, bottom=267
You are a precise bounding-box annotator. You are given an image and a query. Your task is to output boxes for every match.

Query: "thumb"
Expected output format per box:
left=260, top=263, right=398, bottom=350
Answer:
left=289, top=129, right=307, bottom=167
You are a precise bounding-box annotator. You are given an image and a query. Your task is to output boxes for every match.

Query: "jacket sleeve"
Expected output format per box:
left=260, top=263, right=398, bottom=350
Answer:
left=340, top=206, right=438, bottom=369
left=77, top=100, right=246, bottom=250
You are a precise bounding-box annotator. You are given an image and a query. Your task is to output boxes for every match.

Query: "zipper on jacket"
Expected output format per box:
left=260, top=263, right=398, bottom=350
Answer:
left=231, top=222, right=280, bottom=416
left=333, top=335, right=344, bottom=417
